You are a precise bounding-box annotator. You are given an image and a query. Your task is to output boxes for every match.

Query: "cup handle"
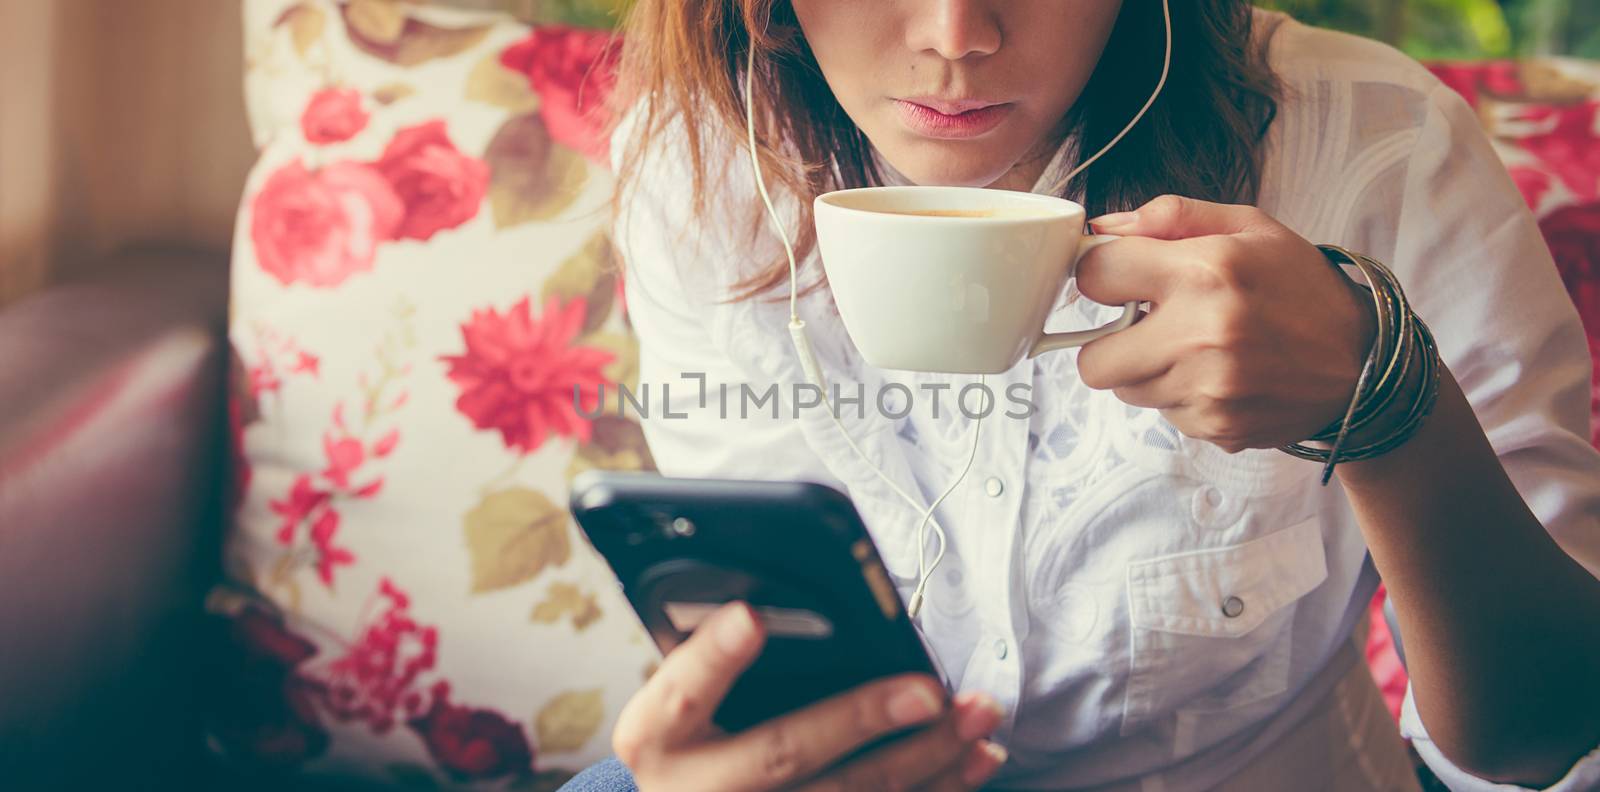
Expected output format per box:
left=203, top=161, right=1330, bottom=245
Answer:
left=1028, top=234, right=1140, bottom=358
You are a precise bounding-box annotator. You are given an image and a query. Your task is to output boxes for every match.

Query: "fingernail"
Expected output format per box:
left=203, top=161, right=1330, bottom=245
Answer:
left=886, top=683, right=943, bottom=727
left=1090, top=211, right=1138, bottom=231
left=714, top=603, right=755, bottom=655
left=954, top=693, right=1003, bottom=741
left=961, top=741, right=1009, bottom=786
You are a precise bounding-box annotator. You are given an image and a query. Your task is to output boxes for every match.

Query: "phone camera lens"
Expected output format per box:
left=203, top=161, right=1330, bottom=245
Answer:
left=670, top=517, right=697, bottom=538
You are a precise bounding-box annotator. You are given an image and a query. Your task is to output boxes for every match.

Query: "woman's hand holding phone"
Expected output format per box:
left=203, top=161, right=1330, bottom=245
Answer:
left=612, top=602, right=1009, bottom=791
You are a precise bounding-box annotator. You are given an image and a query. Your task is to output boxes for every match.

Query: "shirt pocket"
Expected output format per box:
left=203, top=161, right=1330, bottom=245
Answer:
left=1120, top=516, right=1328, bottom=736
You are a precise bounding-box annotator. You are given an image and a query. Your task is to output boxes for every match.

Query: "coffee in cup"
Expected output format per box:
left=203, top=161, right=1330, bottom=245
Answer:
left=873, top=207, right=1051, bottom=220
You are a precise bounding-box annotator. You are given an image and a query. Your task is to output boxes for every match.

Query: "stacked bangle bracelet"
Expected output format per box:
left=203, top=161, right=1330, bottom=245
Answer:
left=1284, top=245, right=1443, bottom=484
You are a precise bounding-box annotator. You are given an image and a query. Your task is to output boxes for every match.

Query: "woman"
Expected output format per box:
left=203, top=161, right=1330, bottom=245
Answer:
left=570, top=1, right=1600, bottom=790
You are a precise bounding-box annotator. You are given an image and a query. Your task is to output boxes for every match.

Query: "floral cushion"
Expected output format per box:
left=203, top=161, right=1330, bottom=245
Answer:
left=218, top=2, right=651, bottom=786
left=1365, top=57, right=1600, bottom=727
left=224, top=7, right=1600, bottom=778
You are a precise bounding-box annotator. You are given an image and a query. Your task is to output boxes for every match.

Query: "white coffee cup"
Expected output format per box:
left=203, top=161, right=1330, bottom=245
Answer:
left=814, top=186, right=1139, bottom=375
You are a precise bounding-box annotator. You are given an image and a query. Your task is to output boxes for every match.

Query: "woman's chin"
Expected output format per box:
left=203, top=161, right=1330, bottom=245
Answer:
left=887, top=158, right=1017, bottom=189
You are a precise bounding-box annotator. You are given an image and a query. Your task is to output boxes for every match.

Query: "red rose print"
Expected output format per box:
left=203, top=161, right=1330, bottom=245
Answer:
left=408, top=682, right=535, bottom=781
left=204, top=605, right=330, bottom=768
left=1427, top=62, right=1523, bottom=109
left=501, top=26, right=621, bottom=165
left=441, top=296, right=614, bottom=453
left=1514, top=102, right=1600, bottom=202
left=373, top=121, right=491, bottom=241
left=321, top=579, right=439, bottom=734
left=1429, top=64, right=1482, bottom=107
left=1510, top=166, right=1554, bottom=211
left=251, top=159, right=404, bottom=287
left=302, top=87, right=370, bottom=145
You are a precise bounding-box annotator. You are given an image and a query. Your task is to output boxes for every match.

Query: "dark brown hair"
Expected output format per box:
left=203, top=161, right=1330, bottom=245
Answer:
left=613, top=0, right=1280, bottom=300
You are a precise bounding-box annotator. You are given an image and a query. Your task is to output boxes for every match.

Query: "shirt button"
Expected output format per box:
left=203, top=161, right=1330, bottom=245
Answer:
left=993, top=639, right=1009, bottom=660
left=984, top=477, right=1005, bottom=497
left=1221, top=596, right=1245, bottom=619
left=1192, top=485, right=1229, bottom=528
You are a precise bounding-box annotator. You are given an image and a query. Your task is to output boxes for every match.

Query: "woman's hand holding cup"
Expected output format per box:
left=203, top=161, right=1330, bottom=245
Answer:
left=1077, top=195, right=1376, bottom=453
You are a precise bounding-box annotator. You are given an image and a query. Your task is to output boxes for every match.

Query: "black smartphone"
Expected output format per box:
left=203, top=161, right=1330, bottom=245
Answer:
left=570, top=471, right=940, bottom=734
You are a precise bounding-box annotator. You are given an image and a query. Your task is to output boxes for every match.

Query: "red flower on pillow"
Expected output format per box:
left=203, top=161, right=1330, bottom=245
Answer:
left=1514, top=102, right=1600, bottom=202
left=308, top=510, right=355, bottom=585
left=442, top=296, right=614, bottom=453
left=271, top=474, right=331, bottom=544
left=500, top=26, right=622, bottom=164
left=269, top=474, right=355, bottom=585
left=302, top=87, right=370, bottom=145
left=373, top=121, right=491, bottom=241
left=268, top=406, right=395, bottom=587
left=408, top=682, right=535, bottom=781
left=1510, top=166, right=1555, bottom=211
left=322, top=431, right=367, bottom=490
left=321, top=579, right=440, bottom=734
left=1426, top=62, right=1523, bottom=108
left=251, top=160, right=404, bottom=287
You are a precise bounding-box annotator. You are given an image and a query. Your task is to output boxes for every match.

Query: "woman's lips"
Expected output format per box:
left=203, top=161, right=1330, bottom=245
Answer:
left=895, top=99, right=1013, bottom=140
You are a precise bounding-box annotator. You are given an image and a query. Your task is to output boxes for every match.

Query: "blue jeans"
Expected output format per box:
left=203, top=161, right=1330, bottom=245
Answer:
left=558, top=758, right=638, bottom=792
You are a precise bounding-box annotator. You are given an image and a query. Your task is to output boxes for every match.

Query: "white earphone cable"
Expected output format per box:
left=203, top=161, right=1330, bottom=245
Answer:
left=907, top=382, right=983, bottom=618
left=744, top=47, right=970, bottom=619
left=1047, top=0, right=1172, bottom=196
left=743, top=50, right=802, bottom=323
left=741, top=0, right=1170, bottom=621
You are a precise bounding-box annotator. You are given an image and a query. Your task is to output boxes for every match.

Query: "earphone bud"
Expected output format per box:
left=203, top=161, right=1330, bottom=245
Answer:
left=744, top=0, right=1172, bottom=620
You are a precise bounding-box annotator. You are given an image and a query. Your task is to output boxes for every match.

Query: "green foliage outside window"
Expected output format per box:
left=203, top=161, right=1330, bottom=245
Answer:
left=526, top=0, right=1597, bottom=61
left=527, top=0, right=630, bottom=29
left=1257, top=0, right=1600, bottom=59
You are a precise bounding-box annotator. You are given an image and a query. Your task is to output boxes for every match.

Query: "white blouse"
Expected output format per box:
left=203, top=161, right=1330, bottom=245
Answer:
left=612, top=13, right=1600, bottom=792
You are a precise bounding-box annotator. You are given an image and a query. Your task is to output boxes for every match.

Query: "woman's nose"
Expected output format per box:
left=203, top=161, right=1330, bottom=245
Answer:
left=905, top=0, right=1001, bottom=61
